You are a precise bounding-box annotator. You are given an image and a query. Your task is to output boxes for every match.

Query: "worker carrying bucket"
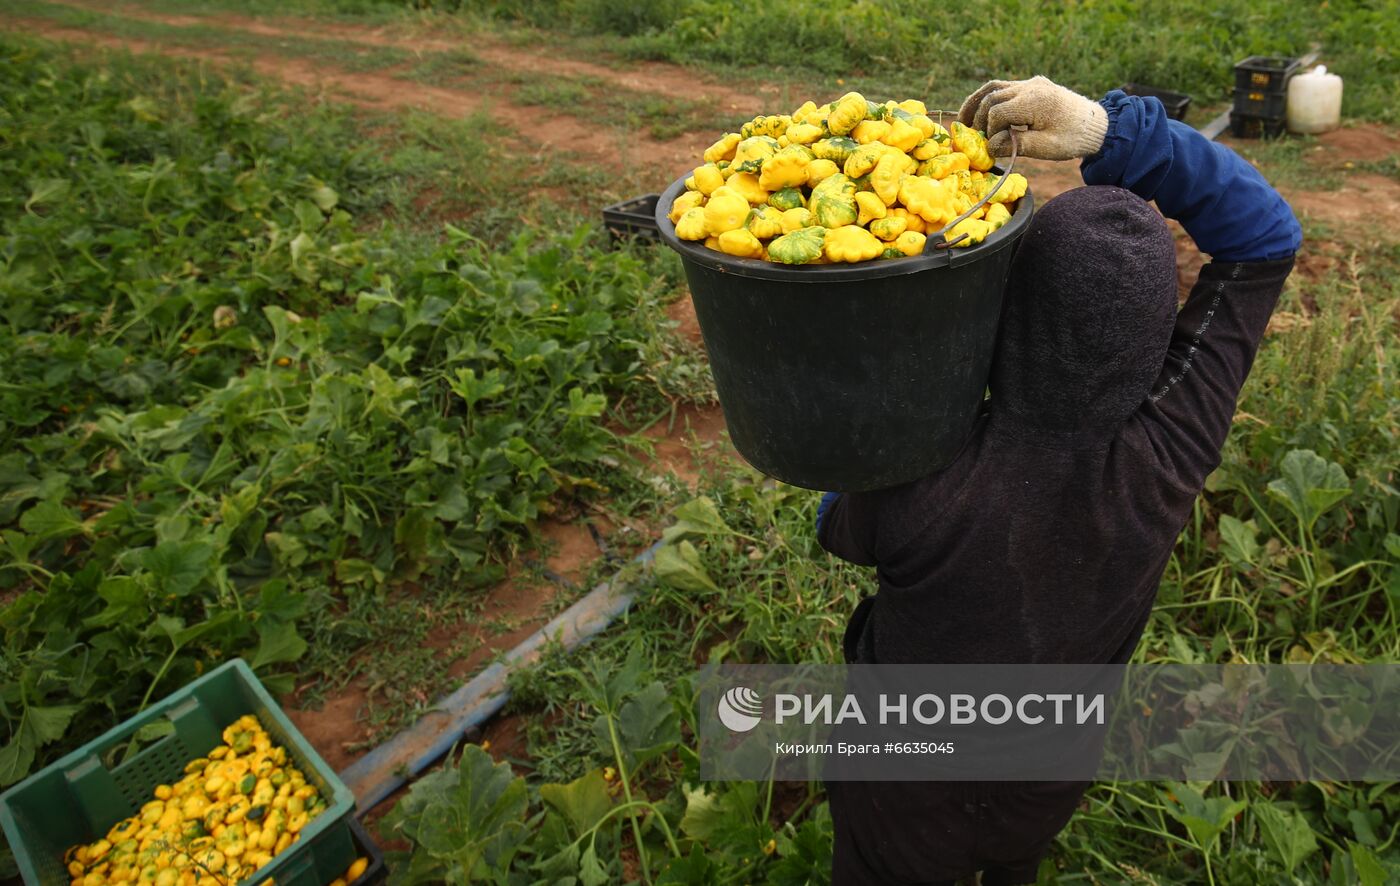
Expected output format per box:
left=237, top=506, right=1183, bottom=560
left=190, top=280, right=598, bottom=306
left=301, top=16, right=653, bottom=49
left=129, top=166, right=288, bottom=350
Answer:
left=805, top=77, right=1300, bottom=885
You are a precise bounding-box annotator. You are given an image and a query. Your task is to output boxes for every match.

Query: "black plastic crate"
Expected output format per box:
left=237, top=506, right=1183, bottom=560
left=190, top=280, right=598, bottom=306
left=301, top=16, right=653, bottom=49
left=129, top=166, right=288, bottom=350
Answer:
left=1121, top=83, right=1191, bottom=121
left=1234, top=55, right=1301, bottom=93
left=1232, top=86, right=1288, bottom=120
left=602, top=193, right=661, bottom=244
left=1230, top=112, right=1286, bottom=139
left=347, top=817, right=388, bottom=886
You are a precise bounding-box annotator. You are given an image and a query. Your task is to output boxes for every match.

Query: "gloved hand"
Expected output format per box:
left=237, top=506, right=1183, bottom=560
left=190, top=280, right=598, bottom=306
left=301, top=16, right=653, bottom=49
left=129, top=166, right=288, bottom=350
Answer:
left=958, top=76, right=1109, bottom=161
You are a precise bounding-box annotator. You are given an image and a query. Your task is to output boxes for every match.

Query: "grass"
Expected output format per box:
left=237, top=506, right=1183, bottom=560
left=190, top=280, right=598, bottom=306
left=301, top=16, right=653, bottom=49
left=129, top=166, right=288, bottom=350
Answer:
left=401, top=47, right=479, bottom=85
left=448, top=0, right=1400, bottom=126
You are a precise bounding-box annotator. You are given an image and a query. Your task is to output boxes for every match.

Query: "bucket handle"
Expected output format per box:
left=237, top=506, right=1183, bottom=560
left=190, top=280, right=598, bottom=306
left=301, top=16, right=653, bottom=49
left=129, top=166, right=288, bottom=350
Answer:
left=922, top=125, right=1024, bottom=254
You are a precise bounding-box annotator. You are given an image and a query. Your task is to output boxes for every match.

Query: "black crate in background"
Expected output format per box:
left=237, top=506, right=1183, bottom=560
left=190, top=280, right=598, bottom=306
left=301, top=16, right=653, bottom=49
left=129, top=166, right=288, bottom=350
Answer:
left=1234, top=55, right=1302, bottom=93
left=602, top=193, right=661, bottom=244
left=348, top=817, right=388, bottom=886
left=1232, top=87, right=1289, bottom=121
left=1229, top=113, right=1287, bottom=139
left=1120, top=83, right=1191, bottom=121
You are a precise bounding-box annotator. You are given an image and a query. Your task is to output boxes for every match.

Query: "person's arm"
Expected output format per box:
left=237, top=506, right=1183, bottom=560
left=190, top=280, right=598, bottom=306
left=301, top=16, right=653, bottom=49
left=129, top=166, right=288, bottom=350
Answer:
left=1081, top=90, right=1300, bottom=261
left=1138, top=257, right=1294, bottom=480
left=1079, top=90, right=1300, bottom=470
left=816, top=492, right=878, bottom=566
left=959, top=78, right=1302, bottom=261
left=961, top=78, right=1300, bottom=479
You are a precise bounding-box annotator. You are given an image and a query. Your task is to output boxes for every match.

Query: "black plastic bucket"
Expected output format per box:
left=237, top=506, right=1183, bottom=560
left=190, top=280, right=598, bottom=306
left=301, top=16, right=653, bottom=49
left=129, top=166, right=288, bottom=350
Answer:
left=655, top=174, right=1034, bottom=492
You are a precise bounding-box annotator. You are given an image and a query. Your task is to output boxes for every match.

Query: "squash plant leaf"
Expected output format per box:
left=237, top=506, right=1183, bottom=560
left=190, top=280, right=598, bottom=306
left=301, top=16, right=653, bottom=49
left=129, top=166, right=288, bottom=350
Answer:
left=653, top=541, right=720, bottom=594
left=24, top=177, right=69, bottom=212
left=251, top=619, right=308, bottom=670
left=142, top=540, right=214, bottom=597
left=1253, top=803, right=1318, bottom=874
left=0, top=704, right=80, bottom=787
left=539, top=768, right=614, bottom=837
left=1349, top=842, right=1390, bottom=886
left=1217, top=515, right=1260, bottom=569
left=594, top=681, right=680, bottom=770
left=662, top=497, right=731, bottom=544
left=382, top=746, right=530, bottom=879
left=17, top=499, right=85, bottom=542
left=657, top=845, right=720, bottom=884
left=1159, top=782, right=1247, bottom=853
left=1266, top=449, right=1351, bottom=532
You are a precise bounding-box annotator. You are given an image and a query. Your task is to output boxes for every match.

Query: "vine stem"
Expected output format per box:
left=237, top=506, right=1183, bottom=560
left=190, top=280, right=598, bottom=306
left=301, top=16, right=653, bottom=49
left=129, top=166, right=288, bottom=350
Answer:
left=606, top=712, right=656, bottom=884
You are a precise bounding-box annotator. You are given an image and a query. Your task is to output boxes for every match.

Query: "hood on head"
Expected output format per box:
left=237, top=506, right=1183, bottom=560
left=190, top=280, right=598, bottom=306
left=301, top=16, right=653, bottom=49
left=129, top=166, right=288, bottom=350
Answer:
left=990, top=185, right=1178, bottom=439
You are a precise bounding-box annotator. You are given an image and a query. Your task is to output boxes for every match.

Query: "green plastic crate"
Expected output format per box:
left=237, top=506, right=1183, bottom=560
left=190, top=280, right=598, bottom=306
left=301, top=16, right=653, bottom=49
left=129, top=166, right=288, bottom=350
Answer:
left=0, top=659, right=355, bottom=886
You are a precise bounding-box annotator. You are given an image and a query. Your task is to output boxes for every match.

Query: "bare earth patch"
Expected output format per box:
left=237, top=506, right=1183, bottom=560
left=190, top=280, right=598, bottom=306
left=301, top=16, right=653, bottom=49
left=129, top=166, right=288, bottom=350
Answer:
left=49, top=0, right=766, bottom=114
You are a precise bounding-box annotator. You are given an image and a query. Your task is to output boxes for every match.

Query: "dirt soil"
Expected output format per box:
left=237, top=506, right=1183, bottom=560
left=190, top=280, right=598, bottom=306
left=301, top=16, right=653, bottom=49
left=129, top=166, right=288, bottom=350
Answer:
left=49, top=0, right=768, bottom=114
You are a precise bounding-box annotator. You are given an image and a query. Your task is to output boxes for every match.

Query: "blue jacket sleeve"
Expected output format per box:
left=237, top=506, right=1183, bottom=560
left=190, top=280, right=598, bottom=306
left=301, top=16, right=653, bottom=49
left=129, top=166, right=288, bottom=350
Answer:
left=815, top=491, right=840, bottom=535
left=1080, top=91, right=1301, bottom=262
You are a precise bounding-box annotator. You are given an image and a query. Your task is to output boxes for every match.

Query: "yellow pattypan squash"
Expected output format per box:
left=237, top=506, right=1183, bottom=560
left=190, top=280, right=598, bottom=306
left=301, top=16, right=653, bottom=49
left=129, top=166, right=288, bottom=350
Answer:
left=950, top=122, right=995, bottom=171
left=790, top=100, right=819, bottom=125
left=825, top=92, right=868, bottom=136
left=907, top=114, right=937, bottom=140
left=675, top=207, right=708, bottom=241
left=779, top=207, right=814, bottom=233
left=692, top=164, right=725, bottom=196
left=871, top=152, right=911, bottom=206
left=911, top=139, right=949, bottom=161
left=768, top=226, right=826, bottom=264
left=851, top=119, right=891, bottom=145
left=843, top=142, right=887, bottom=179
left=741, top=115, right=791, bottom=139
left=669, top=189, right=705, bottom=222
left=986, top=173, right=1028, bottom=205
left=810, top=173, right=858, bottom=228
left=726, top=172, right=770, bottom=206
left=786, top=122, right=824, bottom=145
left=811, top=137, right=859, bottom=163
left=718, top=228, right=765, bottom=258
left=918, top=153, right=971, bottom=180
left=704, top=191, right=750, bottom=235
left=805, top=158, right=840, bottom=187
left=881, top=118, right=923, bottom=153
left=824, top=225, right=884, bottom=263
left=891, top=206, right=928, bottom=234
left=703, top=133, right=741, bottom=164
left=899, top=176, right=959, bottom=226
left=732, top=136, right=779, bottom=173
left=758, top=147, right=811, bottom=191
left=945, top=216, right=994, bottom=247
left=897, top=99, right=928, bottom=116
left=869, top=215, right=908, bottom=241
left=951, top=170, right=980, bottom=198
left=768, top=187, right=806, bottom=212
left=894, top=230, right=927, bottom=256
left=984, top=202, right=1012, bottom=228
left=746, top=206, right=785, bottom=240
left=855, top=191, right=887, bottom=227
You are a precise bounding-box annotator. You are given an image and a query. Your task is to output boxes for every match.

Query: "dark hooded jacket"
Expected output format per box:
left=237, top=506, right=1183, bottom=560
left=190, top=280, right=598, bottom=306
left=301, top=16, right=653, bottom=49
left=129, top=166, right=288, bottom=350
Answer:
left=817, top=93, right=1300, bottom=667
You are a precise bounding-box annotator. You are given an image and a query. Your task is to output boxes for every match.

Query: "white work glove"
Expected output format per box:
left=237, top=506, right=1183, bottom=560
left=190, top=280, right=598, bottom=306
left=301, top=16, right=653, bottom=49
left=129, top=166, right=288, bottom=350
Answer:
left=957, top=76, right=1109, bottom=161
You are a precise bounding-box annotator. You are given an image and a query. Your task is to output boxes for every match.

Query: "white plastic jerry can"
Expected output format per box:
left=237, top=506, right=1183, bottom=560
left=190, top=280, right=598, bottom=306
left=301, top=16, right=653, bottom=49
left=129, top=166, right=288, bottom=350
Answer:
left=1286, top=65, right=1343, bottom=134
